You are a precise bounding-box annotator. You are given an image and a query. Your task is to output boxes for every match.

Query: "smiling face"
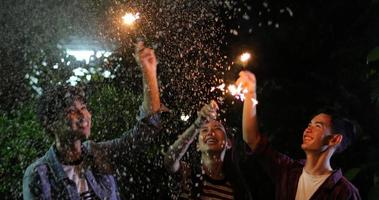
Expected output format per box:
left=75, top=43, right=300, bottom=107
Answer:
left=197, top=120, right=229, bottom=154
left=53, top=99, right=91, bottom=143
left=65, top=100, right=92, bottom=139
left=301, top=113, right=333, bottom=153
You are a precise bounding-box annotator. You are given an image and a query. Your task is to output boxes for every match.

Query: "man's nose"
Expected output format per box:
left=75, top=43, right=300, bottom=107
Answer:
left=205, top=129, right=214, bottom=136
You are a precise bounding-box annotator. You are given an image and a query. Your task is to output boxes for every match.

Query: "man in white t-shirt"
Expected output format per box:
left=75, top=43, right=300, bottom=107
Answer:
left=236, top=71, right=361, bottom=200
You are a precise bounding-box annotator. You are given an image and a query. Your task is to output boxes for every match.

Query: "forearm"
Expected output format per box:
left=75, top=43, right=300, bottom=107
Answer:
left=88, top=112, right=162, bottom=173
left=164, top=123, right=199, bottom=173
left=142, top=71, right=160, bottom=114
left=242, top=92, right=261, bottom=151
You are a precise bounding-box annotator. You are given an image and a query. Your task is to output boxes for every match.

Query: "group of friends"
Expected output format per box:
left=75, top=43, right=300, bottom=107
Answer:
left=23, top=42, right=361, bottom=200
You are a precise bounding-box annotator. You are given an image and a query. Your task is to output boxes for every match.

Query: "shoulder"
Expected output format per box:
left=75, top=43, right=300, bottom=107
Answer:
left=23, top=155, right=49, bottom=197
left=24, top=156, right=48, bottom=180
left=336, top=176, right=361, bottom=199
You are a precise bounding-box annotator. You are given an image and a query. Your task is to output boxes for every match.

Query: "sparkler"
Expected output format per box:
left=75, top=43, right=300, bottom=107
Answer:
left=122, top=12, right=140, bottom=26
left=239, top=52, right=251, bottom=63
left=211, top=83, right=258, bottom=106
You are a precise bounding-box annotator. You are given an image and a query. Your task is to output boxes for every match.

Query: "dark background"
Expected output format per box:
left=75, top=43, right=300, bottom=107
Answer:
left=1, top=0, right=379, bottom=199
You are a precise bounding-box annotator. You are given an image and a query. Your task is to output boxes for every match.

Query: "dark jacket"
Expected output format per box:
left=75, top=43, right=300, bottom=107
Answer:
left=23, top=108, right=163, bottom=200
left=247, top=136, right=361, bottom=200
left=23, top=145, right=119, bottom=200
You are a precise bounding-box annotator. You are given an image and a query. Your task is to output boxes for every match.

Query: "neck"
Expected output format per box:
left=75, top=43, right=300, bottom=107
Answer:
left=201, top=151, right=225, bottom=180
left=304, top=148, right=334, bottom=175
left=56, top=138, right=82, bottom=164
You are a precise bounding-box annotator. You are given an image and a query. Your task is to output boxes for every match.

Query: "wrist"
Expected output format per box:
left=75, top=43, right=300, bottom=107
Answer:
left=193, top=118, right=202, bottom=129
left=245, top=92, right=256, bottom=98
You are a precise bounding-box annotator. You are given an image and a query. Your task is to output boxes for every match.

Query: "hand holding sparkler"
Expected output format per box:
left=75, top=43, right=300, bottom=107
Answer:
left=235, top=71, right=258, bottom=106
left=235, top=71, right=256, bottom=97
left=134, top=41, right=160, bottom=114
left=135, top=41, right=157, bottom=76
left=194, top=100, right=219, bottom=129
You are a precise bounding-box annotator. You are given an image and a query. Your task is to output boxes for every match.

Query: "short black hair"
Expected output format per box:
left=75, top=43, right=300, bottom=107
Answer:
left=317, top=108, right=357, bottom=153
left=37, top=85, right=86, bottom=136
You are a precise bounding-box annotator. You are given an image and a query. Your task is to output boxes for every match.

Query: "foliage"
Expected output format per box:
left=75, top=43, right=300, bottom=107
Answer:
left=88, top=83, right=142, bottom=141
left=367, top=47, right=379, bottom=63
left=0, top=102, right=49, bottom=198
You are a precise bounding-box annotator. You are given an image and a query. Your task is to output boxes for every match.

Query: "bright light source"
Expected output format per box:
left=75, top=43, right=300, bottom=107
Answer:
left=66, top=50, right=94, bottom=64
left=66, top=49, right=112, bottom=64
left=180, top=114, right=190, bottom=122
left=239, top=52, right=251, bottom=63
left=122, top=12, right=140, bottom=26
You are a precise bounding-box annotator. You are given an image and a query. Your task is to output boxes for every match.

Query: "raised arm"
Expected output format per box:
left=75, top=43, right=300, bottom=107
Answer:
left=86, top=42, right=163, bottom=173
left=235, top=71, right=261, bottom=151
left=164, top=101, right=218, bottom=173
left=135, top=41, right=161, bottom=114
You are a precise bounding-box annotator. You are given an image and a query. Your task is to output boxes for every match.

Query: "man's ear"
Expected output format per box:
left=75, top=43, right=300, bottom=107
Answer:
left=329, top=134, right=343, bottom=147
left=225, top=138, right=232, bottom=150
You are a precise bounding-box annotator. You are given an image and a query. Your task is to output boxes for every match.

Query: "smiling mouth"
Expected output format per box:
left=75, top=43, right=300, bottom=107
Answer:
left=205, top=138, right=218, bottom=144
left=303, top=135, right=313, bottom=142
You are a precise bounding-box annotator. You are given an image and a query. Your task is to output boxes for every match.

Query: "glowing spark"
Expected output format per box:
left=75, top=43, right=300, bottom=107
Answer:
left=240, top=52, right=251, bottom=63
left=211, top=83, right=225, bottom=92
left=211, top=83, right=258, bottom=105
left=122, top=12, right=140, bottom=25
left=228, top=83, right=245, bottom=100
left=180, top=114, right=190, bottom=122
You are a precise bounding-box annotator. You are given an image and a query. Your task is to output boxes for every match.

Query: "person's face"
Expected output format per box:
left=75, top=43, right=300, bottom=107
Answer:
left=59, top=100, right=92, bottom=141
left=301, top=113, right=333, bottom=153
left=197, top=120, right=228, bottom=153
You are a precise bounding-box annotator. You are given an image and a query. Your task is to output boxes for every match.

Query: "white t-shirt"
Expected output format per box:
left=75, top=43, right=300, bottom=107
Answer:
left=62, top=164, right=96, bottom=199
left=295, top=169, right=331, bottom=200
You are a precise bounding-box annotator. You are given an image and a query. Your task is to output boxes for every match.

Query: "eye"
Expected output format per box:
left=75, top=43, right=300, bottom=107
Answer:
left=214, top=127, right=223, bottom=131
left=200, top=128, right=208, bottom=133
left=316, top=124, right=322, bottom=128
left=67, top=109, right=75, bottom=115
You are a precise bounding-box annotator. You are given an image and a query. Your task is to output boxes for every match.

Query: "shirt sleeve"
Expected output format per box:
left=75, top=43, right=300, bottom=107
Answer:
left=245, top=136, right=298, bottom=182
left=23, top=164, right=46, bottom=200
left=86, top=105, right=168, bottom=174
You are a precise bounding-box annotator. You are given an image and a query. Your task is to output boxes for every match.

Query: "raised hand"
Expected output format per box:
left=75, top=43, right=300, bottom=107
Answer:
left=235, top=71, right=257, bottom=97
left=134, top=41, right=157, bottom=76
left=195, top=100, right=219, bottom=127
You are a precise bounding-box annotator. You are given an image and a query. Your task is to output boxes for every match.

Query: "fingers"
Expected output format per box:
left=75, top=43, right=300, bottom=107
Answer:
left=135, top=41, right=145, bottom=54
left=239, top=71, right=256, bottom=82
left=198, top=100, right=218, bottom=122
left=209, top=100, right=219, bottom=110
left=135, top=42, right=154, bottom=59
left=236, top=71, right=256, bottom=91
left=134, top=41, right=157, bottom=70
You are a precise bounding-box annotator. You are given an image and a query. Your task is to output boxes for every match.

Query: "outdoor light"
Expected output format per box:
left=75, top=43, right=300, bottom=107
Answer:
left=122, top=12, right=140, bottom=26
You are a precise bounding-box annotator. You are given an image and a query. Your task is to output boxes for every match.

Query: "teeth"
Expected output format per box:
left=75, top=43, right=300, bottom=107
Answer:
left=206, top=138, right=217, bottom=143
left=304, top=136, right=312, bottom=140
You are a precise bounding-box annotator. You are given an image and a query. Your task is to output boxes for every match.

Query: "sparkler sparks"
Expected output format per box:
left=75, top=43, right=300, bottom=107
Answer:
left=212, top=83, right=258, bottom=105
left=122, top=12, right=140, bottom=26
left=239, top=52, right=251, bottom=63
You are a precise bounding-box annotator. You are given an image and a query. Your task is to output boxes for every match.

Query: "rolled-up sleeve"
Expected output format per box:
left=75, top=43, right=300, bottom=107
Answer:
left=245, top=136, right=298, bottom=182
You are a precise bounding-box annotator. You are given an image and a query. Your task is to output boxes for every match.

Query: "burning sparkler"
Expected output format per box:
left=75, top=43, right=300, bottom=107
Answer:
left=239, top=52, right=251, bottom=63
left=122, top=12, right=140, bottom=26
left=211, top=83, right=258, bottom=106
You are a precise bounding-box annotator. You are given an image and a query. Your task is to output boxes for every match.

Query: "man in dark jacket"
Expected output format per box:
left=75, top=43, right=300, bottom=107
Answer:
left=23, top=42, right=163, bottom=199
